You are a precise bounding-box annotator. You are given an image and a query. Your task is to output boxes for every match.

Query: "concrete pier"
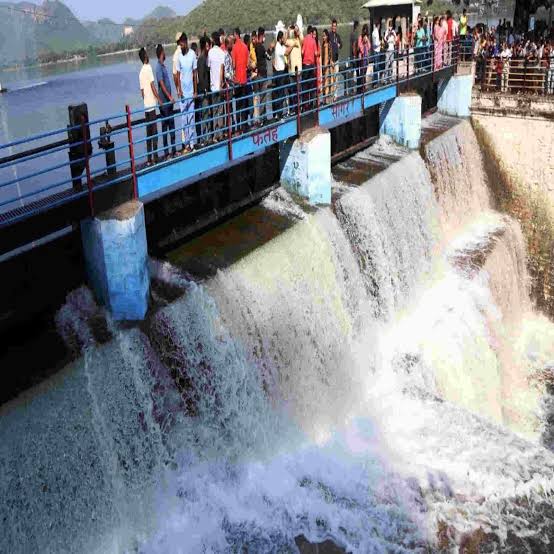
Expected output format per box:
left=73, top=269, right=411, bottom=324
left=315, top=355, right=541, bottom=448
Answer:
left=379, top=93, right=422, bottom=149
left=81, top=200, right=149, bottom=321
left=438, top=74, right=473, bottom=118
left=279, top=127, right=331, bottom=205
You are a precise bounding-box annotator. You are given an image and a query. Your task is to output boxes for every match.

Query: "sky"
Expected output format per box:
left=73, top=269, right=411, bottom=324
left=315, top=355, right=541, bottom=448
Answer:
left=61, top=0, right=202, bottom=22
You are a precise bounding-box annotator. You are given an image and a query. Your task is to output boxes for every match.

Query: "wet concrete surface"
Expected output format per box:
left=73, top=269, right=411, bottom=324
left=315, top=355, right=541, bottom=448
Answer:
left=167, top=203, right=297, bottom=279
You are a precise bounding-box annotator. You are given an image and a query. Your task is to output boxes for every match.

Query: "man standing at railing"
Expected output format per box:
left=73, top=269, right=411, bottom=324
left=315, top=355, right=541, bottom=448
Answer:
left=173, top=32, right=186, bottom=145
left=272, top=31, right=288, bottom=119
left=254, top=28, right=271, bottom=126
left=459, top=9, right=468, bottom=62
left=232, top=29, right=249, bottom=132
left=302, top=25, right=317, bottom=112
left=446, top=11, right=454, bottom=66
left=415, top=19, right=427, bottom=73
left=372, top=22, right=382, bottom=87
left=197, top=36, right=212, bottom=145
left=349, top=21, right=360, bottom=96
left=177, top=33, right=198, bottom=154
left=384, top=23, right=396, bottom=83
left=139, top=47, right=160, bottom=166
left=207, top=32, right=226, bottom=142
left=500, top=42, right=512, bottom=93
left=155, top=44, right=177, bottom=160
left=329, top=19, right=342, bottom=100
left=285, top=25, right=303, bottom=114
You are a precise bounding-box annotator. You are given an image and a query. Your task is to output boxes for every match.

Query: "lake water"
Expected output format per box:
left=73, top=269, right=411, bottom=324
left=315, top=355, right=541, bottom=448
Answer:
left=0, top=53, right=146, bottom=144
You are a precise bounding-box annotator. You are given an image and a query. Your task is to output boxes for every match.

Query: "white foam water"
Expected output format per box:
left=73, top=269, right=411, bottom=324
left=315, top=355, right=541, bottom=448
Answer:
left=2, top=120, right=554, bottom=553
left=424, top=120, right=492, bottom=241
left=335, top=151, right=438, bottom=320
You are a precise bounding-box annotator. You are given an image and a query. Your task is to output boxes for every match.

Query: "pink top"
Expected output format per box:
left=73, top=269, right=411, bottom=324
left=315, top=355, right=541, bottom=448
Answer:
left=358, top=36, right=371, bottom=59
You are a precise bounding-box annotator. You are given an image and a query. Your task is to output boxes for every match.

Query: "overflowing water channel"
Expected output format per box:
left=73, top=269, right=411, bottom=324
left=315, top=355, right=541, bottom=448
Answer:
left=1, top=115, right=554, bottom=553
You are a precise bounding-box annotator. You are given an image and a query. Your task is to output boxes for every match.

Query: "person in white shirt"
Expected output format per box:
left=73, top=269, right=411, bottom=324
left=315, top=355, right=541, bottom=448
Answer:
left=173, top=32, right=186, bottom=143
left=272, top=30, right=288, bottom=118
left=177, top=33, right=198, bottom=153
left=372, top=22, right=382, bottom=86
left=207, top=32, right=227, bottom=141
left=138, top=47, right=160, bottom=166
left=500, top=43, right=512, bottom=93
left=173, top=32, right=185, bottom=95
left=384, top=23, right=396, bottom=82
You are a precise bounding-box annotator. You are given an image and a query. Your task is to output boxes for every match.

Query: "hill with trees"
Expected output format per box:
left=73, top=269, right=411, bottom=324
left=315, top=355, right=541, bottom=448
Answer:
left=134, top=0, right=369, bottom=46
left=0, top=0, right=95, bottom=65
left=83, top=18, right=122, bottom=45
left=145, top=5, right=177, bottom=20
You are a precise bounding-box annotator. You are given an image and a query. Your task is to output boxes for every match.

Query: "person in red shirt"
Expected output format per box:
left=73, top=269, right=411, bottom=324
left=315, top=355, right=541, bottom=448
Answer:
left=232, top=28, right=250, bottom=131
left=446, top=10, right=454, bottom=65
left=302, top=25, right=317, bottom=111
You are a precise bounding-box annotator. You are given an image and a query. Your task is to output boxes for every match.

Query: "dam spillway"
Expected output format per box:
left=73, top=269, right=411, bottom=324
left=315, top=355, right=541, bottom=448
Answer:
left=2, top=116, right=554, bottom=553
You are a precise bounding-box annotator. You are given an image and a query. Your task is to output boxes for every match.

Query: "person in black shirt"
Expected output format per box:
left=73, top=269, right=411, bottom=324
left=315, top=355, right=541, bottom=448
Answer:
left=329, top=19, right=343, bottom=99
left=244, top=34, right=255, bottom=126
left=349, top=21, right=359, bottom=95
left=155, top=44, right=176, bottom=159
left=197, top=36, right=211, bottom=144
left=254, top=27, right=271, bottom=124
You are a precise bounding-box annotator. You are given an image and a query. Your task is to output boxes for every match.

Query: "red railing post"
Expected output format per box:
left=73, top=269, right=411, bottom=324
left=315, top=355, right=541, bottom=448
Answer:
left=125, top=105, right=138, bottom=200
left=296, top=68, right=302, bottom=135
left=225, top=84, right=233, bottom=161
left=81, top=115, right=94, bottom=217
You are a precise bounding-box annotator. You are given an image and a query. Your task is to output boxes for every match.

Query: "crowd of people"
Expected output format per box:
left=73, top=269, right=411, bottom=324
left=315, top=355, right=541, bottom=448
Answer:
left=473, top=20, right=554, bottom=94
left=136, top=10, right=473, bottom=166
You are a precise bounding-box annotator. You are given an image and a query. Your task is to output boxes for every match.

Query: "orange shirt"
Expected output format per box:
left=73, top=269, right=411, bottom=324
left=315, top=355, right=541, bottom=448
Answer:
left=302, top=34, right=317, bottom=65
left=232, top=38, right=249, bottom=85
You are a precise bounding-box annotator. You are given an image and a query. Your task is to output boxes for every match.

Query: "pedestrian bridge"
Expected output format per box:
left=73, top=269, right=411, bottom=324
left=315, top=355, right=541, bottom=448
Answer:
left=0, top=41, right=471, bottom=259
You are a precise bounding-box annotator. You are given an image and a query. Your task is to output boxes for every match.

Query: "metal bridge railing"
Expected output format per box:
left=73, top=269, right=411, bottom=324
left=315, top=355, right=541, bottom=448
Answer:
left=0, top=38, right=464, bottom=225
left=476, top=56, right=554, bottom=95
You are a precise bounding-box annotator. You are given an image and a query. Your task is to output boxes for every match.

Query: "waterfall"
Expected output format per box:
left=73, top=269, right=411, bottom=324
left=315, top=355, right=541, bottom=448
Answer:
left=335, top=152, right=438, bottom=320
left=424, top=120, right=492, bottom=241
left=2, top=119, right=554, bottom=553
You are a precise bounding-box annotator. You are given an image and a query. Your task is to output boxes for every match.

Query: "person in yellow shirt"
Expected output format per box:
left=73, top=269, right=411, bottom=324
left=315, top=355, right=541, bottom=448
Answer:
left=250, top=31, right=258, bottom=76
left=460, top=9, right=468, bottom=60
left=285, top=24, right=303, bottom=113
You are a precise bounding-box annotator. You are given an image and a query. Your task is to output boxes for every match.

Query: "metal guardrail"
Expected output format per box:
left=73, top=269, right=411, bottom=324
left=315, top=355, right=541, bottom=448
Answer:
left=0, top=38, right=467, bottom=226
left=476, top=57, right=554, bottom=95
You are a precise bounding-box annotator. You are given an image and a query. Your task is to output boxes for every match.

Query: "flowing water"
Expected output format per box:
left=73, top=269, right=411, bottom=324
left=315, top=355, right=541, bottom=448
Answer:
left=2, top=117, right=554, bottom=553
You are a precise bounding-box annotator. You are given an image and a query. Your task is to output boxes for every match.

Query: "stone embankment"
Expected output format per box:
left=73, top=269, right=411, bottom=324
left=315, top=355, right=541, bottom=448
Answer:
left=473, top=114, right=554, bottom=316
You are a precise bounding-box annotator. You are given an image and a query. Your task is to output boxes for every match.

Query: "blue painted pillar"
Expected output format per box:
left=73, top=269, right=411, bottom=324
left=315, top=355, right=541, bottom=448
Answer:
left=279, top=127, right=331, bottom=205
left=379, top=93, right=422, bottom=149
left=437, top=74, right=473, bottom=117
left=81, top=200, right=150, bottom=321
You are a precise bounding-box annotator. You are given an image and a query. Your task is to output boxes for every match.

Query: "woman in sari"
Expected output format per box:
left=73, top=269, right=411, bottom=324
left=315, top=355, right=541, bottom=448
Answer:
left=433, top=16, right=445, bottom=71
left=321, top=30, right=332, bottom=104
left=313, top=27, right=322, bottom=102
left=441, top=15, right=449, bottom=66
